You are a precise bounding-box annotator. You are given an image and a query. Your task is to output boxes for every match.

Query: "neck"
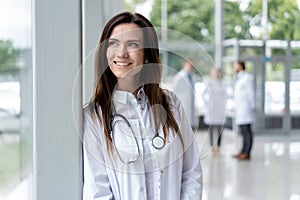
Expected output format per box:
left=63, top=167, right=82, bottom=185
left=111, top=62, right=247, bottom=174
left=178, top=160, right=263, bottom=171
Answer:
left=116, top=76, right=142, bottom=97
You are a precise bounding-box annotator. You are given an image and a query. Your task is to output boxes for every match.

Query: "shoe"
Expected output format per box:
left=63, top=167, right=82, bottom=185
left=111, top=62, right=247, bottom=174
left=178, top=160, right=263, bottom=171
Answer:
left=236, top=153, right=250, bottom=160
left=232, top=153, right=242, bottom=158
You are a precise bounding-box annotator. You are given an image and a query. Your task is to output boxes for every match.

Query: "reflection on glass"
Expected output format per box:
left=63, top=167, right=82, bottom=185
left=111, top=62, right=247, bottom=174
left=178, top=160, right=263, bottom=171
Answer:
left=264, top=62, right=285, bottom=115
left=0, top=0, right=32, bottom=199
left=290, top=81, right=300, bottom=114
left=289, top=142, right=300, bottom=159
left=265, top=81, right=285, bottom=114
left=290, top=66, right=300, bottom=116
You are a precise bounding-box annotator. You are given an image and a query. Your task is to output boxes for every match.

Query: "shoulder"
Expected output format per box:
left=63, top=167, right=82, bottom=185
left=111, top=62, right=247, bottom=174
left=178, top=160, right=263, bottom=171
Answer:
left=83, top=102, right=94, bottom=118
left=242, top=71, right=253, bottom=80
left=82, top=102, right=104, bottom=143
left=238, top=72, right=253, bottom=84
left=173, top=70, right=184, bottom=81
left=163, top=88, right=177, bottom=100
left=163, top=88, right=182, bottom=111
left=83, top=102, right=102, bottom=126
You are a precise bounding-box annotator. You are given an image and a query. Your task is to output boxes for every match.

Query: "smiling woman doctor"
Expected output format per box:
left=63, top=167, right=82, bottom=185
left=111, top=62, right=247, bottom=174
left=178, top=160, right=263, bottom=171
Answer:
left=82, top=11, right=203, bottom=200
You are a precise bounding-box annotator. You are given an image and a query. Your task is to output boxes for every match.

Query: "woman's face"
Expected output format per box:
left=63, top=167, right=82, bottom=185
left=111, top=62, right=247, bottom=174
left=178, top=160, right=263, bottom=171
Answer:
left=233, top=62, right=242, bottom=73
left=106, top=23, right=145, bottom=79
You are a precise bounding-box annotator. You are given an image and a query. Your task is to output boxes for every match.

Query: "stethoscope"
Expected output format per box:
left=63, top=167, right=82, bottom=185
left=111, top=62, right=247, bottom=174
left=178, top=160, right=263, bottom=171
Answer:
left=108, top=103, right=165, bottom=159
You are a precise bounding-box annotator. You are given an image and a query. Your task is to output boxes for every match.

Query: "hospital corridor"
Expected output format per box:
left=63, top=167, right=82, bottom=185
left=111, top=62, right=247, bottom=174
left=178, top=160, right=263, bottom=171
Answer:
left=196, top=129, right=300, bottom=200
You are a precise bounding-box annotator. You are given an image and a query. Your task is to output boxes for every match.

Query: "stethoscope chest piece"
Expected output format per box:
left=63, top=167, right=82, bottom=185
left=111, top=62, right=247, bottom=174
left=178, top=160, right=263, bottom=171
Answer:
left=152, top=135, right=165, bottom=150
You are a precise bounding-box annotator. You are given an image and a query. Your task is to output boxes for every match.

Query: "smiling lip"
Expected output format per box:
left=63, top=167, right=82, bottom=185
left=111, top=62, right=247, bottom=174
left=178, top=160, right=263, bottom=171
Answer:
left=113, top=61, right=132, bottom=68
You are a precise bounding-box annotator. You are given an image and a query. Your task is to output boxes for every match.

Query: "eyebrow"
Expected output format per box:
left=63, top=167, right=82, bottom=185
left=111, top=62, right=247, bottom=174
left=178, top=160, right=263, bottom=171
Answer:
left=108, top=38, right=143, bottom=43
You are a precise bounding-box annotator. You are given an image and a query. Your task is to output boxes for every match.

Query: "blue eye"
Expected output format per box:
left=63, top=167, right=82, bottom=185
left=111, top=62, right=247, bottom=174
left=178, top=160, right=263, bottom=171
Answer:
left=108, top=41, right=117, bottom=46
left=128, top=42, right=139, bottom=47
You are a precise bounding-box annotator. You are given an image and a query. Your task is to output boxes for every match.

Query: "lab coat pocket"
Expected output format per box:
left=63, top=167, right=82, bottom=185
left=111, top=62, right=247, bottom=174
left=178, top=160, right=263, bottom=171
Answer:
left=112, top=118, right=140, bottom=163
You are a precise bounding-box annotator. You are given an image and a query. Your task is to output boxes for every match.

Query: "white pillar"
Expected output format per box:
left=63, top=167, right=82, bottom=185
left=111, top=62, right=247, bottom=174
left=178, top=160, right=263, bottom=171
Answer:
left=215, top=0, right=223, bottom=67
left=32, top=0, right=82, bottom=199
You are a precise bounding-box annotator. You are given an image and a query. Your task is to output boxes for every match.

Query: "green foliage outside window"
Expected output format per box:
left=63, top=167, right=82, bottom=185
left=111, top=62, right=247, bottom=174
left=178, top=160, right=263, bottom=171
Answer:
left=0, top=40, right=18, bottom=75
left=123, top=0, right=300, bottom=71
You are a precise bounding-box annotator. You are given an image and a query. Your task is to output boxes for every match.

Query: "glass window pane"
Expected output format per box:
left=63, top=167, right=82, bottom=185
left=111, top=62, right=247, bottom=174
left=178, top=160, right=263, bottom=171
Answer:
left=265, top=62, right=285, bottom=115
left=290, top=59, right=300, bottom=129
left=0, top=0, right=32, bottom=199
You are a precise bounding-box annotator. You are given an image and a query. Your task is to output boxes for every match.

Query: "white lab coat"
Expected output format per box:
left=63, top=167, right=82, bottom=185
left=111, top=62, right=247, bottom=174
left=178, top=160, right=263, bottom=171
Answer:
left=234, top=71, right=255, bottom=125
left=172, top=69, right=196, bottom=128
left=83, top=88, right=203, bottom=200
left=202, top=78, right=227, bottom=125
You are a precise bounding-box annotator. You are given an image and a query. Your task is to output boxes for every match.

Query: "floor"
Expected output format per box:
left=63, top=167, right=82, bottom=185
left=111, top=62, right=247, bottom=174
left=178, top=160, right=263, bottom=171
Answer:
left=2, top=129, right=300, bottom=200
left=196, top=129, right=300, bottom=200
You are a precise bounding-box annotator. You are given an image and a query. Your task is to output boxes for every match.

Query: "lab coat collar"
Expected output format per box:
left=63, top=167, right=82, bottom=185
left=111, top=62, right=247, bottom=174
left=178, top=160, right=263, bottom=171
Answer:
left=237, top=70, right=246, bottom=78
left=112, top=85, right=145, bottom=105
left=112, top=90, right=130, bottom=104
left=180, top=69, right=189, bottom=77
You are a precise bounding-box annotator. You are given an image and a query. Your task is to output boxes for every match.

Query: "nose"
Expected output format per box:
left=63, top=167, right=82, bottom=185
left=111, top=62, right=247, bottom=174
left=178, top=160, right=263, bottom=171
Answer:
left=117, top=45, right=129, bottom=58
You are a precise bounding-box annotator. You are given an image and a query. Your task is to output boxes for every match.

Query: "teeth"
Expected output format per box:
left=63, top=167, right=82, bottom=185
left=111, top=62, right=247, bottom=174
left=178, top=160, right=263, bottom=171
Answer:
left=115, top=62, right=130, bottom=66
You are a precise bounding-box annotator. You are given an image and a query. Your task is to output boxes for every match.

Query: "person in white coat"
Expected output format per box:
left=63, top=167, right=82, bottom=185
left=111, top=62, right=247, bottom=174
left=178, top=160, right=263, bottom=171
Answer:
left=83, top=12, right=203, bottom=200
left=172, top=59, right=197, bottom=129
left=232, top=60, right=255, bottom=160
left=202, top=67, right=227, bottom=154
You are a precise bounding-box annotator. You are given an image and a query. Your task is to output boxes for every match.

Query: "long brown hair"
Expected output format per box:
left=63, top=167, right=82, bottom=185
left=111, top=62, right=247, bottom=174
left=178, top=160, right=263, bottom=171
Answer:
left=90, top=11, right=183, bottom=153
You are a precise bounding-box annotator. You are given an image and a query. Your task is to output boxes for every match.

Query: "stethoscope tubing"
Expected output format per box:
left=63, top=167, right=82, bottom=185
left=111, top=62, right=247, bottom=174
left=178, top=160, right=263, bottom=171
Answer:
left=109, top=112, right=165, bottom=150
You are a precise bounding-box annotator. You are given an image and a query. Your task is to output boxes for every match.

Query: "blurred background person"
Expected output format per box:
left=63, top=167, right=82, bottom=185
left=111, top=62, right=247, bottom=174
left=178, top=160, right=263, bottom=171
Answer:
left=232, top=60, right=255, bottom=160
left=172, top=59, right=197, bottom=129
left=202, top=67, right=227, bottom=155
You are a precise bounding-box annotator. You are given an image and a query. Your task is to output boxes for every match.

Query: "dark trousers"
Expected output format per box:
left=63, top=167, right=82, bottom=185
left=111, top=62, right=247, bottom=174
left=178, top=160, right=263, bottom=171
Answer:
left=209, top=125, right=222, bottom=147
left=239, top=124, right=253, bottom=155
